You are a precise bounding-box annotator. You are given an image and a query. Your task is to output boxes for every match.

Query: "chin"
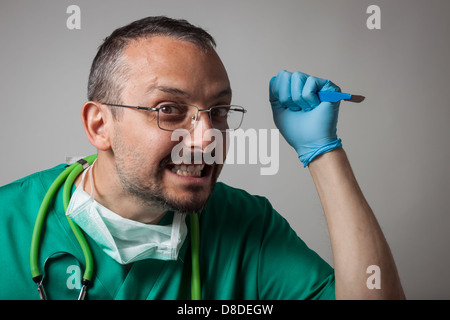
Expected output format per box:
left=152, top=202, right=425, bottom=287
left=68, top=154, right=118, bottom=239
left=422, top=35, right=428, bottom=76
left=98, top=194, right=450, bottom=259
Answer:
left=161, top=163, right=222, bottom=214
left=163, top=186, right=214, bottom=214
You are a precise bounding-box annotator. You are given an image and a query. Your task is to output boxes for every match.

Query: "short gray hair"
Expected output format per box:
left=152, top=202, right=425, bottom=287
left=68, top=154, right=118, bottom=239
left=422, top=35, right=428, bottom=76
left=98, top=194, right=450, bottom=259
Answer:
left=87, top=16, right=216, bottom=117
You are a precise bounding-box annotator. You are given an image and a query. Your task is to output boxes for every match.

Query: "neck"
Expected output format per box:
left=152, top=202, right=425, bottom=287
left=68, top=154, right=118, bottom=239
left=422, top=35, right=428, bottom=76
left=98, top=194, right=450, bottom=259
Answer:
left=74, top=154, right=167, bottom=224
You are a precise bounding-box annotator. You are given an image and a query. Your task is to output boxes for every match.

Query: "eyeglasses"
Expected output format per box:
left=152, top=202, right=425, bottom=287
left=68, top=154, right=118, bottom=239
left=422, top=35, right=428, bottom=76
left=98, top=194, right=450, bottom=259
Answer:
left=102, top=103, right=247, bottom=132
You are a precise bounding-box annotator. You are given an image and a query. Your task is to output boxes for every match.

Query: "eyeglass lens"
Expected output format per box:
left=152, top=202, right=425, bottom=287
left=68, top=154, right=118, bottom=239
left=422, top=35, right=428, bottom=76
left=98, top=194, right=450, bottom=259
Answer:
left=157, top=104, right=244, bottom=131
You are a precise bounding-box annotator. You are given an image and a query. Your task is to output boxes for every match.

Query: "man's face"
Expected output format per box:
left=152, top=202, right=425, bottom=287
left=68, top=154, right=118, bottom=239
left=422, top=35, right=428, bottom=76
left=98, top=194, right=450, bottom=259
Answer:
left=110, top=36, right=231, bottom=214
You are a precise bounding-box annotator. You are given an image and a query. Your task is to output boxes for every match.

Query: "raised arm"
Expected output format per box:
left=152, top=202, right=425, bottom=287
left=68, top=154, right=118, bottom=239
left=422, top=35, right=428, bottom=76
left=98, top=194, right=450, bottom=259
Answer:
left=269, top=70, right=405, bottom=299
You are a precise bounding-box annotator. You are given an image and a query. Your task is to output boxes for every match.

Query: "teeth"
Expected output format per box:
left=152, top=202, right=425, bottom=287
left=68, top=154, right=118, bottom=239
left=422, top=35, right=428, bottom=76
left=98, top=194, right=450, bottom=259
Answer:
left=171, top=164, right=205, bottom=177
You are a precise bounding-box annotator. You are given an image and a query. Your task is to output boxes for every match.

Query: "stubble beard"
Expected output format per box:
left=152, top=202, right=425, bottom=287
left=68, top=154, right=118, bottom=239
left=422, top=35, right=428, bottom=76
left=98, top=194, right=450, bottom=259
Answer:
left=113, top=140, right=220, bottom=215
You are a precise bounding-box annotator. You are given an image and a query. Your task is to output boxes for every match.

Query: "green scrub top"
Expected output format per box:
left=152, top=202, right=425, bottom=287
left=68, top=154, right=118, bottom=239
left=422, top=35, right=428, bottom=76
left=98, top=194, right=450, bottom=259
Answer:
left=0, top=164, right=335, bottom=300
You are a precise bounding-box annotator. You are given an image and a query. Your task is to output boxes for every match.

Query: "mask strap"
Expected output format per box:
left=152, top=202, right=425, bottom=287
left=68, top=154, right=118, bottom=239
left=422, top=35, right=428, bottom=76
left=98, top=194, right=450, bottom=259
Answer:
left=170, top=213, right=185, bottom=259
left=78, top=164, right=90, bottom=192
left=87, top=159, right=97, bottom=201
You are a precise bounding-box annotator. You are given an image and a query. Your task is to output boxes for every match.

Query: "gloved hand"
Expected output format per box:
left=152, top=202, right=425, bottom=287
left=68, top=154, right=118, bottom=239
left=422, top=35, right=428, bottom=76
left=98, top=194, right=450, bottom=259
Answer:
left=269, top=70, right=342, bottom=167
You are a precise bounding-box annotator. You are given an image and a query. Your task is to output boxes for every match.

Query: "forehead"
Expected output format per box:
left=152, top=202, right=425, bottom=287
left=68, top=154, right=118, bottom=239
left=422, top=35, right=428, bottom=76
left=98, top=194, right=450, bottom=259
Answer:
left=122, top=36, right=228, bottom=82
left=119, top=36, right=230, bottom=103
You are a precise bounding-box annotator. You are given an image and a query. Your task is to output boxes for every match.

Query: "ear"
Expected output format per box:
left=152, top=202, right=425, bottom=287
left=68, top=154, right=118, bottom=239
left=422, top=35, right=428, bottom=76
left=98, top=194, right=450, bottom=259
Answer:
left=81, top=101, right=112, bottom=151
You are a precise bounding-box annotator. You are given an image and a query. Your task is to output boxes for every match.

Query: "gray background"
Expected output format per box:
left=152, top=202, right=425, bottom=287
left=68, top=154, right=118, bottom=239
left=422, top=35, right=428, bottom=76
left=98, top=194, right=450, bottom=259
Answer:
left=1, top=0, right=449, bottom=299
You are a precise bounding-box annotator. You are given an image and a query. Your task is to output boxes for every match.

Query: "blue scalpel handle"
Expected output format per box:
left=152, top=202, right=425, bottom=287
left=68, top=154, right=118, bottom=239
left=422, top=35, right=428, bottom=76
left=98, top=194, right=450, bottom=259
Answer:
left=318, top=91, right=365, bottom=103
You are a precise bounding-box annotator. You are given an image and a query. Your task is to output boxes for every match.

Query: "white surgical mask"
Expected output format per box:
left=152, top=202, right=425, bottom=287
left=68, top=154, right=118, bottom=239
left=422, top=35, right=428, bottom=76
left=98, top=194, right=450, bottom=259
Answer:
left=66, top=161, right=187, bottom=264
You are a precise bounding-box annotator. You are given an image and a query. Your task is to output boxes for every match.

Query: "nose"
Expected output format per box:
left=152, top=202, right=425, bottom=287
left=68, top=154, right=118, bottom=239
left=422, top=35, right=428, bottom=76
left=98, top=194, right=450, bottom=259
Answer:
left=190, top=111, right=213, bottom=149
left=193, top=110, right=212, bottom=128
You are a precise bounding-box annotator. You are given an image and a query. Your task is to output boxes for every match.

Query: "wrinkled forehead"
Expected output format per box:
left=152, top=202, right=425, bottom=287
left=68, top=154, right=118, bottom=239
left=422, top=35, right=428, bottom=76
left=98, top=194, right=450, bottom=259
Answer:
left=123, top=36, right=224, bottom=75
left=120, top=36, right=231, bottom=102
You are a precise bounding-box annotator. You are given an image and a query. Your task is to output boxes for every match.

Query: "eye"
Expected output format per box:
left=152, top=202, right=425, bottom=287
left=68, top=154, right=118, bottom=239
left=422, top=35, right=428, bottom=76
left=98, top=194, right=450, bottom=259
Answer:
left=211, top=106, right=230, bottom=117
left=159, top=104, right=186, bottom=115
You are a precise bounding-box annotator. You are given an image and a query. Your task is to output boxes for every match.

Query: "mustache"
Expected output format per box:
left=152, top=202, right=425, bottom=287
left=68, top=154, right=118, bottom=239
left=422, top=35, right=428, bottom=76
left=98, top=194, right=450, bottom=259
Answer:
left=159, top=154, right=174, bottom=169
left=161, top=148, right=217, bottom=166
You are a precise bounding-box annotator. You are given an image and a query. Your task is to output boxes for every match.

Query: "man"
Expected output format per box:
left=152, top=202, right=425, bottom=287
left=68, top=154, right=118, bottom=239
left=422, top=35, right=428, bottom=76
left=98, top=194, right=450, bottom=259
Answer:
left=0, top=16, right=404, bottom=299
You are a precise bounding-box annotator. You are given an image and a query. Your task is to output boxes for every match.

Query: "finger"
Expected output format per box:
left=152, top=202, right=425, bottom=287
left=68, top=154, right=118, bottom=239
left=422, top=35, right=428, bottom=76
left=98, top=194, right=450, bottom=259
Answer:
left=269, top=76, right=279, bottom=103
left=269, top=76, right=284, bottom=114
left=302, top=76, right=329, bottom=111
left=275, top=70, right=301, bottom=111
left=291, top=71, right=309, bottom=111
left=321, top=79, right=341, bottom=93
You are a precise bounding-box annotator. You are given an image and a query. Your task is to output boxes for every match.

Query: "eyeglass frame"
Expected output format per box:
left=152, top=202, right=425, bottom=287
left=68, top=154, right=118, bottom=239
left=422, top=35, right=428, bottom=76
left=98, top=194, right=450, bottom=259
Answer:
left=101, top=102, right=247, bottom=132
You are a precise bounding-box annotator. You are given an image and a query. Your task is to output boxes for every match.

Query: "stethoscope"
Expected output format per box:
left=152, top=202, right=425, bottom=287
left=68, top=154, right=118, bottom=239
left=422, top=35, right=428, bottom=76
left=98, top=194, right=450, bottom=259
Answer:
left=30, top=154, right=201, bottom=300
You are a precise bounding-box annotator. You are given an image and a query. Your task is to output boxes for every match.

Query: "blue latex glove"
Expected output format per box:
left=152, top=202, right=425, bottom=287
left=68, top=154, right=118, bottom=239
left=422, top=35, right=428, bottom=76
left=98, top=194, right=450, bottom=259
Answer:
left=269, top=70, right=342, bottom=167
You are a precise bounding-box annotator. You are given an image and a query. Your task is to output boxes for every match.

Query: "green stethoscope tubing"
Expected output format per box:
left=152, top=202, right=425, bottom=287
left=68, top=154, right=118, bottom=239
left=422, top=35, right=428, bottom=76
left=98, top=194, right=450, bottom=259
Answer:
left=62, top=155, right=97, bottom=282
left=30, top=154, right=201, bottom=300
left=190, top=211, right=201, bottom=300
left=30, top=154, right=97, bottom=284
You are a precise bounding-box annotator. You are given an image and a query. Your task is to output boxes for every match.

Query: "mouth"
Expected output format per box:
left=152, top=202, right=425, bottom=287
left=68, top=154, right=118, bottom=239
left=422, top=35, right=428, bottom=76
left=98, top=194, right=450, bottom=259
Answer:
left=165, top=163, right=213, bottom=179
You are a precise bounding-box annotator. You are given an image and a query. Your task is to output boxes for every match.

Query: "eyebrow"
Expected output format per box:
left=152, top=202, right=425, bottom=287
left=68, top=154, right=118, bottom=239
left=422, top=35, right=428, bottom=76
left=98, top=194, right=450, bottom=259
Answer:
left=216, top=87, right=233, bottom=100
left=149, top=85, right=232, bottom=100
left=155, top=85, right=190, bottom=97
